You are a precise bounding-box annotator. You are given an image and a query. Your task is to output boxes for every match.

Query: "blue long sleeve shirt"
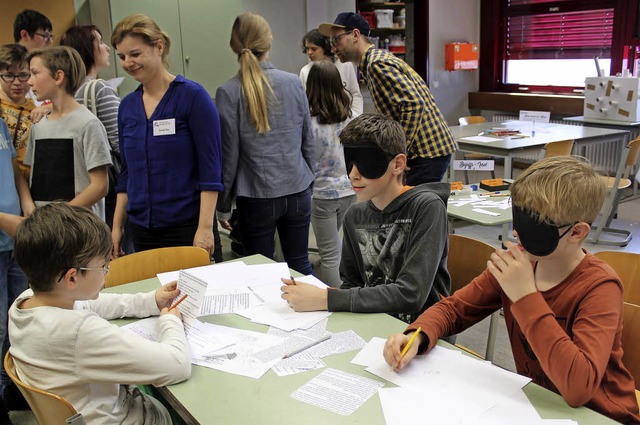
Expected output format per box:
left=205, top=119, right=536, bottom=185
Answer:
left=116, top=75, right=223, bottom=228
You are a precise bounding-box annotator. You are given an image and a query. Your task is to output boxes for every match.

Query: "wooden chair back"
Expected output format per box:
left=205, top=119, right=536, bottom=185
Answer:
left=594, top=251, right=640, bottom=305
left=541, top=139, right=574, bottom=159
left=458, top=115, right=486, bottom=126
left=4, top=352, right=81, bottom=425
left=104, top=246, right=211, bottom=288
left=448, top=234, right=495, bottom=294
left=624, top=137, right=640, bottom=178
left=622, top=302, right=640, bottom=391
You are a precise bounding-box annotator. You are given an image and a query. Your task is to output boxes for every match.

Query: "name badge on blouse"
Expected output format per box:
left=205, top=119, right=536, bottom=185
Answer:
left=153, top=118, right=176, bottom=136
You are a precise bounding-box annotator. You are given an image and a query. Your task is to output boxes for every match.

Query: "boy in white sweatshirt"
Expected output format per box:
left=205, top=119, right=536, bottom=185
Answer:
left=9, top=203, right=191, bottom=424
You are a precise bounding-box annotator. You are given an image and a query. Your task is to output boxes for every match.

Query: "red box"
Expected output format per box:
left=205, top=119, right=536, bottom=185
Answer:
left=445, top=43, right=479, bottom=71
left=359, top=12, right=376, bottom=29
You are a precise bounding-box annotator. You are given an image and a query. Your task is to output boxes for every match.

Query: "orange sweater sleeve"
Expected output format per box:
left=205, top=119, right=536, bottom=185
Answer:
left=510, top=281, right=622, bottom=407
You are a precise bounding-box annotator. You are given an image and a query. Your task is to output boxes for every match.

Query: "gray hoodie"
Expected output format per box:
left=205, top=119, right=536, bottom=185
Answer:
left=328, top=182, right=451, bottom=323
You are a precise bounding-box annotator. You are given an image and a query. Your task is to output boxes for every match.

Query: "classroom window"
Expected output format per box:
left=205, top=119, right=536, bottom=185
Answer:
left=479, top=0, right=630, bottom=94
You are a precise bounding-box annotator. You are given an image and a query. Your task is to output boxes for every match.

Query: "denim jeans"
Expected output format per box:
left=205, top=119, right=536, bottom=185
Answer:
left=0, top=251, right=28, bottom=394
left=311, top=195, right=356, bottom=287
left=406, top=154, right=452, bottom=185
left=236, top=187, right=313, bottom=275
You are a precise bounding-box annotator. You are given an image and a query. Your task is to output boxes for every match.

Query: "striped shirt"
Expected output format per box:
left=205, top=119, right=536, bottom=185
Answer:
left=360, top=45, right=456, bottom=160
left=75, top=78, right=121, bottom=153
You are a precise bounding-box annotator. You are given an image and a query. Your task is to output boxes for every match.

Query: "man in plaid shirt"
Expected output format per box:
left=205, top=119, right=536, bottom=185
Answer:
left=320, top=12, right=457, bottom=184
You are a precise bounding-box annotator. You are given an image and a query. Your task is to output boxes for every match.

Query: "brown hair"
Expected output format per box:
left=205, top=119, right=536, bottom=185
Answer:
left=111, top=14, right=171, bottom=68
left=14, top=203, right=112, bottom=293
left=230, top=12, right=274, bottom=133
left=339, top=113, right=406, bottom=156
left=0, top=44, right=28, bottom=70
left=27, top=46, right=86, bottom=95
left=306, top=62, right=352, bottom=125
left=510, top=156, right=606, bottom=225
left=60, top=25, right=102, bottom=73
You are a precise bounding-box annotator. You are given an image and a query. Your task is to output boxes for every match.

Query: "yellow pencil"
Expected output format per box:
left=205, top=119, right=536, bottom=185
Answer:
left=399, top=327, right=422, bottom=359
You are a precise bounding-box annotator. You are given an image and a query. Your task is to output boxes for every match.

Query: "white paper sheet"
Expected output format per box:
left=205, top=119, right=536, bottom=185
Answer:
left=191, top=323, right=285, bottom=379
left=200, top=292, right=250, bottom=315
left=291, top=368, right=384, bottom=416
left=176, top=270, right=208, bottom=333
left=365, top=344, right=532, bottom=422
left=351, top=337, right=386, bottom=366
left=460, top=135, right=502, bottom=143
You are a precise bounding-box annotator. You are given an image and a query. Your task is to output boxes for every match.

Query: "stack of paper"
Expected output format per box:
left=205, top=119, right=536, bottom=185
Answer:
left=350, top=338, right=572, bottom=424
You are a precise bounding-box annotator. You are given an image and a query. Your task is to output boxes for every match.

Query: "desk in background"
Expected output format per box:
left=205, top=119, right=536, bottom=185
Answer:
left=450, top=120, right=629, bottom=179
left=447, top=188, right=512, bottom=242
left=106, top=255, right=618, bottom=425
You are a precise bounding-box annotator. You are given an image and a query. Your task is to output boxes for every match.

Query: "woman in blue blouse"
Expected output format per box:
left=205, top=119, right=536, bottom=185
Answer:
left=110, top=14, right=223, bottom=260
left=216, top=13, right=315, bottom=274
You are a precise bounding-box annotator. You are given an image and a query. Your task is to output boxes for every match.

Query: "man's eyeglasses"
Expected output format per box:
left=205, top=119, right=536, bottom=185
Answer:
left=57, top=264, right=110, bottom=282
left=34, top=32, right=54, bottom=42
left=0, top=73, right=31, bottom=83
left=330, top=30, right=353, bottom=46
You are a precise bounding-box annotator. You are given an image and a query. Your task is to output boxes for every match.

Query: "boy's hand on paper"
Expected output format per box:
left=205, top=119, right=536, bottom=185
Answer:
left=156, top=281, right=181, bottom=310
left=487, top=241, right=536, bottom=303
left=280, top=278, right=328, bottom=312
left=384, top=333, right=422, bottom=370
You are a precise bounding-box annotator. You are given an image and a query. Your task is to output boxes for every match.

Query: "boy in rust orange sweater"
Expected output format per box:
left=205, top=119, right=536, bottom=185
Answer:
left=384, top=156, right=639, bottom=424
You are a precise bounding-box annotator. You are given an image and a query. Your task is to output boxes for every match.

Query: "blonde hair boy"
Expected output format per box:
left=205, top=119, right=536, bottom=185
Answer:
left=384, top=156, right=640, bottom=424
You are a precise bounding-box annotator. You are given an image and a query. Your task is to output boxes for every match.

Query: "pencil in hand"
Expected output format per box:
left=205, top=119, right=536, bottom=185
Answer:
left=398, top=327, right=422, bottom=366
left=289, top=275, right=297, bottom=285
left=168, top=294, right=188, bottom=311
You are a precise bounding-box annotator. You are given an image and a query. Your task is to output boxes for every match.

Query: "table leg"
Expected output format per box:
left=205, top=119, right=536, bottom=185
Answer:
left=504, top=156, right=513, bottom=179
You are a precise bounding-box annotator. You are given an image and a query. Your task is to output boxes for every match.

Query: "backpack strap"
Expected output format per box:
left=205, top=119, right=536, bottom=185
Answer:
left=82, top=79, right=101, bottom=116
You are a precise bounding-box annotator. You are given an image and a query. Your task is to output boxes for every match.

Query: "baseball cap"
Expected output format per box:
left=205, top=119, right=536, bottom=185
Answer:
left=319, top=12, right=371, bottom=37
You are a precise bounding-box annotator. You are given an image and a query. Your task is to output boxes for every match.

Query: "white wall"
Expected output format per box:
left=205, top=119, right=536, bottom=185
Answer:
left=428, top=0, right=480, bottom=124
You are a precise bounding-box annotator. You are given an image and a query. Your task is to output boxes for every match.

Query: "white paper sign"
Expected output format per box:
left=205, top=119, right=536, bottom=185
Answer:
left=452, top=160, right=495, bottom=171
left=519, top=110, right=550, bottom=123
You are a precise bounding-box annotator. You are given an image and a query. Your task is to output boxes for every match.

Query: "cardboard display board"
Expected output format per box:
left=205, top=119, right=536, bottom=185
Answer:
left=584, top=76, right=640, bottom=122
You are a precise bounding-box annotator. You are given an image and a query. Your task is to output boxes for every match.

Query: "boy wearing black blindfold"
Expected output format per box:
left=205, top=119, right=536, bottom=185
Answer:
left=384, top=156, right=639, bottom=424
left=281, top=113, right=451, bottom=324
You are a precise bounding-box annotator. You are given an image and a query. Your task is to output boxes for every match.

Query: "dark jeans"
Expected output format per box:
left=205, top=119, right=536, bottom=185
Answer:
left=129, top=216, right=223, bottom=263
left=236, top=187, right=313, bottom=275
left=406, top=154, right=452, bottom=185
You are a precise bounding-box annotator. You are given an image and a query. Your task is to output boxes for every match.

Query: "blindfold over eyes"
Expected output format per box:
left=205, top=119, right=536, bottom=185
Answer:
left=342, top=144, right=396, bottom=179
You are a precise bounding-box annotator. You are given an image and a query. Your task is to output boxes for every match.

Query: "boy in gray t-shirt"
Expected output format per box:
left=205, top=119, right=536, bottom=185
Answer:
left=24, top=47, right=111, bottom=220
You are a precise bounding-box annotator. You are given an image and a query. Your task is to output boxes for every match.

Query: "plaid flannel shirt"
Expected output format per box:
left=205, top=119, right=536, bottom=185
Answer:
left=360, top=45, right=457, bottom=160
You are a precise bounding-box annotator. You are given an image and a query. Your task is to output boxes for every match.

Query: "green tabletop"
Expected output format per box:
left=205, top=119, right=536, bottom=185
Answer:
left=105, top=255, right=617, bottom=425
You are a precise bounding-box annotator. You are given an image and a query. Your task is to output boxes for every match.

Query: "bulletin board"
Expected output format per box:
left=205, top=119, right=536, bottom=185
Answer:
left=0, top=0, right=76, bottom=46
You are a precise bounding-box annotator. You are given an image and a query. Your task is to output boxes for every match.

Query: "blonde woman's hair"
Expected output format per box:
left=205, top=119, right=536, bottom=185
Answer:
left=510, top=156, right=606, bottom=225
left=27, top=46, right=86, bottom=95
left=111, top=14, right=171, bottom=68
left=230, top=12, right=274, bottom=133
